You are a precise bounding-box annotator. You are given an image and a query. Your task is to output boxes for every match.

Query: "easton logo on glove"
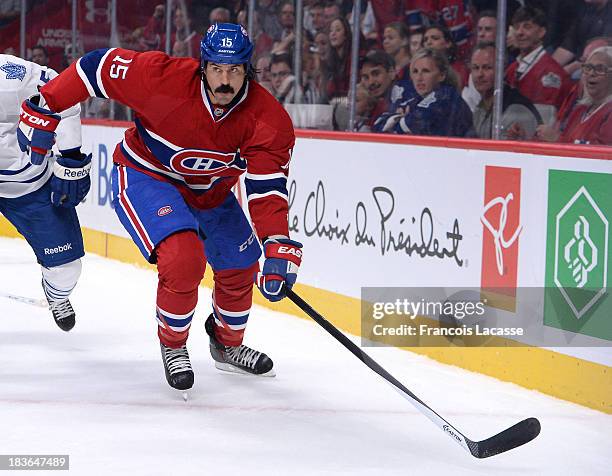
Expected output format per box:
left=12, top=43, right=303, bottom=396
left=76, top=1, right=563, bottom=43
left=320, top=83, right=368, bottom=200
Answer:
left=257, top=238, right=303, bottom=302
left=276, top=246, right=303, bottom=258
left=20, top=100, right=60, bottom=131
left=17, top=97, right=61, bottom=165
left=20, top=111, right=51, bottom=127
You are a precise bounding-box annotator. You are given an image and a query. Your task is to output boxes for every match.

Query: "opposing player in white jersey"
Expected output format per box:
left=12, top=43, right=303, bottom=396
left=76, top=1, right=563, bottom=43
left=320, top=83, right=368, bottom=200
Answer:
left=0, top=54, right=91, bottom=331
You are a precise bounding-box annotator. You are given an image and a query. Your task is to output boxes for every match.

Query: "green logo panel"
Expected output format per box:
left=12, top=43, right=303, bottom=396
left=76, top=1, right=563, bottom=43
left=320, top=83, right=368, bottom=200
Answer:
left=544, top=170, right=611, bottom=341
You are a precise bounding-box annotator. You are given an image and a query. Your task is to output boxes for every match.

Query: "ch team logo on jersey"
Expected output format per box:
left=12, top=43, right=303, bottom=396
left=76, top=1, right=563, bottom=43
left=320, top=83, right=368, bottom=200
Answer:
left=169, top=149, right=247, bottom=176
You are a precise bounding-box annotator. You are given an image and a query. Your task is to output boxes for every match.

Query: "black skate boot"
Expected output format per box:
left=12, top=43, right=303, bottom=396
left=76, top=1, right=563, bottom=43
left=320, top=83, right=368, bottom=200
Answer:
left=160, top=343, right=194, bottom=390
left=205, top=314, right=275, bottom=377
left=47, top=298, right=76, bottom=332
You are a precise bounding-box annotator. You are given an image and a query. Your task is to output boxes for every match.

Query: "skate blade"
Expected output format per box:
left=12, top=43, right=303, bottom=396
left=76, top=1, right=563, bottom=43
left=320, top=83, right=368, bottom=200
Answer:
left=214, top=361, right=276, bottom=377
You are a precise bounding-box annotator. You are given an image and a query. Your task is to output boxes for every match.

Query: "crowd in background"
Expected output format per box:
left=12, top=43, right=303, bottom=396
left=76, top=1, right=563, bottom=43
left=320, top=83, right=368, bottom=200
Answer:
left=1, top=0, right=611, bottom=145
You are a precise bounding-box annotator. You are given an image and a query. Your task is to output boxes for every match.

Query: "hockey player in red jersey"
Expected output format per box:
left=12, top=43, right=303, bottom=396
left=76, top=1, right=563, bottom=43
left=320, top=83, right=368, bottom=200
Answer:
left=19, top=23, right=303, bottom=391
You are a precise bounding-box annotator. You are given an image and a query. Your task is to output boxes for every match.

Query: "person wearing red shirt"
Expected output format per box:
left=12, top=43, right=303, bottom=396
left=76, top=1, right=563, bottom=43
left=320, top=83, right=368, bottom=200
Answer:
left=160, top=5, right=200, bottom=58
left=560, top=46, right=612, bottom=145
left=423, top=24, right=469, bottom=90
left=505, top=6, right=573, bottom=125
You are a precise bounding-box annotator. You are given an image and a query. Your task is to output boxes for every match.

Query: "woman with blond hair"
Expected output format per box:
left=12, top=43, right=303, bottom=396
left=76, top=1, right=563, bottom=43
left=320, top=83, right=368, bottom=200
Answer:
left=373, top=48, right=473, bottom=137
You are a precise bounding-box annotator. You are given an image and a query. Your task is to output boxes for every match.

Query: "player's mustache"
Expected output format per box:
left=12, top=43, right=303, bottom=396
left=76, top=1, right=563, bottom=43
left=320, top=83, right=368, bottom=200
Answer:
left=215, top=84, right=234, bottom=94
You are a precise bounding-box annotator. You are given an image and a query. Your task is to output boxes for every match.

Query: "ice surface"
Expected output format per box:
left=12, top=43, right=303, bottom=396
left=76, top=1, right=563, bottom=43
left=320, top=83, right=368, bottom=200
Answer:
left=0, top=237, right=609, bottom=475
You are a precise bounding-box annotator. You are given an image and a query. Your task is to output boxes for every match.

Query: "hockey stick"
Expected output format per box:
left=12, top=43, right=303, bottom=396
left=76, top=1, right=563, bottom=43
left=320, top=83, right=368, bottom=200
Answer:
left=0, top=291, right=48, bottom=308
left=285, top=288, right=541, bottom=458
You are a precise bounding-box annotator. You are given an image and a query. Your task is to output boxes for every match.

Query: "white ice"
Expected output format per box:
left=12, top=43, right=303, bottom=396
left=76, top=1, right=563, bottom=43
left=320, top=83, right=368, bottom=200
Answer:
left=0, top=237, right=609, bottom=476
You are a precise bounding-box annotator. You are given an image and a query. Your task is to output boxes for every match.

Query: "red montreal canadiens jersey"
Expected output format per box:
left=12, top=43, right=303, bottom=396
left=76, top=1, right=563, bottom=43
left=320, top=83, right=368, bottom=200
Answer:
left=41, top=48, right=295, bottom=239
left=560, top=102, right=612, bottom=146
left=505, top=50, right=573, bottom=110
left=417, top=1, right=475, bottom=59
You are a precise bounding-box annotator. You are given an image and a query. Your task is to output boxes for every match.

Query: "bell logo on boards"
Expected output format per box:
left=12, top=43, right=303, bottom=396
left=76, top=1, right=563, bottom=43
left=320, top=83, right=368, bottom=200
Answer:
left=480, top=166, right=522, bottom=311
left=544, top=170, right=611, bottom=341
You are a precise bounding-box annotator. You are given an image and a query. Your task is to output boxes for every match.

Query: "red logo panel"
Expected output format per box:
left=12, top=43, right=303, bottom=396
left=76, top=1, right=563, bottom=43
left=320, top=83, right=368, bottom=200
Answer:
left=481, top=166, right=522, bottom=306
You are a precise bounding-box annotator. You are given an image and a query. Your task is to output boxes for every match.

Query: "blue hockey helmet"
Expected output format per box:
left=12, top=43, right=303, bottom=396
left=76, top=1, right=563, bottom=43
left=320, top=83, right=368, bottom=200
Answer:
left=201, top=23, right=254, bottom=65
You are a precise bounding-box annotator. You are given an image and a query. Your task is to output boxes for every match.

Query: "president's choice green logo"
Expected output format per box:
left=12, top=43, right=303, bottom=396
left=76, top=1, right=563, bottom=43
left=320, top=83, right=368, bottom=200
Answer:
left=545, top=170, right=611, bottom=341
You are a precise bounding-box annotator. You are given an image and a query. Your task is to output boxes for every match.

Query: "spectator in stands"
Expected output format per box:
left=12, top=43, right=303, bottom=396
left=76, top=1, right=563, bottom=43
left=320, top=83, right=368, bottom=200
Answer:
left=30, top=46, right=49, bottom=67
left=62, top=43, right=82, bottom=70
left=559, top=46, right=612, bottom=145
left=272, top=1, right=297, bottom=55
left=419, top=0, right=476, bottom=60
left=314, top=31, right=330, bottom=59
left=141, top=3, right=165, bottom=51
left=359, top=50, right=396, bottom=126
left=306, top=1, right=326, bottom=37
left=257, top=0, right=283, bottom=42
left=470, top=42, right=542, bottom=140
left=161, top=5, right=200, bottom=59
left=463, top=11, right=497, bottom=112
left=301, top=35, right=327, bottom=104
left=270, top=53, right=299, bottom=104
left=383, top=22, right=412, bottom=80
left=255, top=54, right=274, bottom=94
left=326, top=16, right=354, bottom=100
left=476, top=10, right=497, bottom=43
left=355, top=84, right=380, bottom=131
left=409, top=29, right=424, bottom=57
left=238, top=9, right=273, bottom=59
left=424, top=24, right=469, bottom=89
left=537, top=46, right=612, bottom=145
left=369, top=0, right=407, bottom=45
left=209, top=7, right=231, bottom=25
left=324, top=2, right=342, bottom=29
left=279, top=0, right=295, bottom=35
left=505, top=6, right=573, bottom=125
left=307, top=32, right=331, bottom=101
left=536, top=37, right=612, bottom=142
left=553, top=0, right=612, bottom=77
left=373, top=48, right=474, bottom=137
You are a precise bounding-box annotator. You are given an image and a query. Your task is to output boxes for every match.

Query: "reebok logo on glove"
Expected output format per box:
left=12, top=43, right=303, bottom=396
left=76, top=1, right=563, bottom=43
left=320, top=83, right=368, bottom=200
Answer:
left=58, top=168, right=90, bottom=179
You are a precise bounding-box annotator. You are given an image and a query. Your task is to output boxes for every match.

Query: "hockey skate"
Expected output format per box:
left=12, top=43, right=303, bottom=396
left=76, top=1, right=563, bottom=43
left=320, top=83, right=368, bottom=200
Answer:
left=205, top=314, right=275, bottom=377
left=47, top=298, right=76, bottom=332
left=160, top=343, right=194, bottom=390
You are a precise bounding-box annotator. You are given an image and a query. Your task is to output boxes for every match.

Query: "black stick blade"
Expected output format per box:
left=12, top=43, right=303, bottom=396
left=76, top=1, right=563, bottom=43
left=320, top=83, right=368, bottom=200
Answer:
left=471, top=418, right=541, bottom=458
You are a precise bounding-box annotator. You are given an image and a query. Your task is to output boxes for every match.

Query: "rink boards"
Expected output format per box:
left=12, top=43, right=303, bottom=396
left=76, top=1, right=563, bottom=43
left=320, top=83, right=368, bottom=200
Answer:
left=1, top=122, right=610, bottom=413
